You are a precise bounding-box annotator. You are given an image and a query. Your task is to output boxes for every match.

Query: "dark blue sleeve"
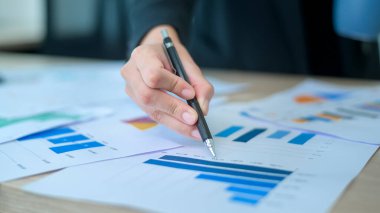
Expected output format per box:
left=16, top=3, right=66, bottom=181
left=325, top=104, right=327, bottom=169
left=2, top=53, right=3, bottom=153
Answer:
left=126, top=0, right=195, bottom=57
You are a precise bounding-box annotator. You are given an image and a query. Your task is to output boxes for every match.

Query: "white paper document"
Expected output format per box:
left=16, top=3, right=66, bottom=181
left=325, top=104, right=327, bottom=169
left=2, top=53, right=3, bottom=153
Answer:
left=0, top=62, right=241, bottom=143
left=0, top=103, right=181, bottom=182
left=25, top=108, right=378, bottom=213
left=0, top=62, right=127, bottom=118
left=242, top=80, right=380, bottom=144
left=206, top=76, right=250, bottom=95
left=0, top=62, right=126, bottom=143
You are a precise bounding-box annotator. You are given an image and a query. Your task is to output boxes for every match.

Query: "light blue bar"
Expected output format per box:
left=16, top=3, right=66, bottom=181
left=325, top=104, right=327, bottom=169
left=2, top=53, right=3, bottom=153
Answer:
left=226, top=186, right=268, bottom=196
left=48, top=134, right=89, bottom=144
left=288, top=133, right=315, bottom=145
left=196, top=174, right=277, bottom=188
left=230, top=196, right=259, bottom=205
left=50, top=141, right=104, bottom=154
left=215, top=126, right=244, bottom=137
left=18, top=127, right=75, bottom=141
left=267, top=130, right=290, bottom=139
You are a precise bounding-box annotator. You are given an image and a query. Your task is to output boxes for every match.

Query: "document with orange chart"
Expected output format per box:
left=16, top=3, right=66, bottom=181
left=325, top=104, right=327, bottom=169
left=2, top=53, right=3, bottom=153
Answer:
left=243, top=80, right=380, bottom=144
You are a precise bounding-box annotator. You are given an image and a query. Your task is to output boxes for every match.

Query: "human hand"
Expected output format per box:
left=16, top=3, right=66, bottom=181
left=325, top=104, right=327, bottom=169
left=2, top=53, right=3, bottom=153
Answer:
left=121, top=26, right=214, bottom=139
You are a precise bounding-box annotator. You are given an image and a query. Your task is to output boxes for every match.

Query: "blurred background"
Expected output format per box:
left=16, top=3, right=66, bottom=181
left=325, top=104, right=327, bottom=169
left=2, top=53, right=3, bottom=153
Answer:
left=0, top=0, right=379, bottom=78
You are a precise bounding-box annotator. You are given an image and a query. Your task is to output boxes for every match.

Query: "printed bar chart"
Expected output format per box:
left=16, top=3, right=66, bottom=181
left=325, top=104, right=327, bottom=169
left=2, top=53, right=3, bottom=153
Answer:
left=357, top=100, right=380, bottom=113
left=144, top=155, right=292, bottom=206
left=294, top=92, right=346, bottom=104
left=215, top=126, right=315, bottom=145
left=50, top=141, right=104, bottom=154
left=337, top=107, right=378, bottom=119
left=293, top=111, right=353, bottom=123
left=294, top=115, right=332, bottom=123
left=18, top=126, right=106, bottom=154
left=294, top=104, right=380, bottom=124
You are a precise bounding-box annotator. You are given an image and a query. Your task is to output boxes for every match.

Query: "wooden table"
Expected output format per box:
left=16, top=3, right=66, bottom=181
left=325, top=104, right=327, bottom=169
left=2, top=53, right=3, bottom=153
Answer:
left=1, top=52, right=379, bottom=213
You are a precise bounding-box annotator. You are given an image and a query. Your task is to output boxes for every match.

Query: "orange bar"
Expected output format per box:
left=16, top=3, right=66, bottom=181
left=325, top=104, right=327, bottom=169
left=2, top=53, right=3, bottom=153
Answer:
left=294, top=95, right=323, bottom=104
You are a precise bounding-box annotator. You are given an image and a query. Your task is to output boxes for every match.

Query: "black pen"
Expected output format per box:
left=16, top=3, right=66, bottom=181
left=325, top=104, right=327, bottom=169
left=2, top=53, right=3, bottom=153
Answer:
left=161, top=29, right=216, bottom=158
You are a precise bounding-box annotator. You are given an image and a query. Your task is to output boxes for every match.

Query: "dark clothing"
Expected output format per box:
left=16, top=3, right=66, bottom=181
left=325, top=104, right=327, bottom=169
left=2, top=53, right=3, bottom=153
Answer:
left=127, top=0, right=343, bottom=76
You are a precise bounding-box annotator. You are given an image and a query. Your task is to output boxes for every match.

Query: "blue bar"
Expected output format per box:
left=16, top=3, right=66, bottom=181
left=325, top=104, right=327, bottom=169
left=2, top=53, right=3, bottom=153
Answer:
left=160, top=155, right=291, bottom=175
left=215, top=126, right=243, bottom=137
left=316, top=92, right=346, bottom=100
left=233, top=128, right=266, bottom=143
left=230, top=196, right=259, bottom=205
left=227, top=186, right=268, bottom=196
left=18, top=127, right=75, bottom=141
left=145, top=159, right=284, bottom=181
left=304, top=116, right=331, bottom=122
left=288, top=133, right=315, bottom=145
left=48, top=134, right=89, bottom=144
left=267, top=130, right=290, bottom=139
left=196, top=174, right=277, bottom=188
left=50, top=141, right=104, bottom=154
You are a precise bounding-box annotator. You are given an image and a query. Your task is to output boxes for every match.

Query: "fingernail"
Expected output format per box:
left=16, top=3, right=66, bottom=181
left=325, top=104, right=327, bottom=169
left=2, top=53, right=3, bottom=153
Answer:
left=181, top=89, right=194, bottom=99
left=191, top=129, right=201, bottom=139
left=182, top=111, right=197, bottom=125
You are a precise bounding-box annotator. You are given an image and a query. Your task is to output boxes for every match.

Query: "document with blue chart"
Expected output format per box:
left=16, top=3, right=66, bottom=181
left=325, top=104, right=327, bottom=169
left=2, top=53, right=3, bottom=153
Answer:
left=24, top=108, right=378, bottom=213
left=242, top=80, right=380, bottom=144
left=0, top=105, right=180, bottom=182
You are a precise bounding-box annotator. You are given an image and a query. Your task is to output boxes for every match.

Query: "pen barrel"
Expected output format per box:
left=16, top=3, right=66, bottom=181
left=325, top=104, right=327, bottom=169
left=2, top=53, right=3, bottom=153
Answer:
left=164, top=38, right=191, bottom=83
left=187, top=99, right=213, bottom=141
left=164, top=38, right=213, bottom=141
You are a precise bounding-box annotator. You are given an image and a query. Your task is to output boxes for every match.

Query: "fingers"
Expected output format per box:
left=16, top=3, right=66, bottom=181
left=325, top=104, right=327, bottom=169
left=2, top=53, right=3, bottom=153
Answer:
left=132, top=45, right=195, bottom=100
left=150, top=111, right=201, bottom=139
left=121, top=42, right=212, bottom=139
left=126, top=86, right=200, bottom=139
left=122, top=61, right=198, bottom=127
left=140, top=66, right=195, bottom=100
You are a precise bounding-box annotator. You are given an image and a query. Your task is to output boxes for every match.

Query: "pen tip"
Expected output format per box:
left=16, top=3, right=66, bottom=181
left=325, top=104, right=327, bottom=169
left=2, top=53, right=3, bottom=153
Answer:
left=205, top=138, right=216, bottom=159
